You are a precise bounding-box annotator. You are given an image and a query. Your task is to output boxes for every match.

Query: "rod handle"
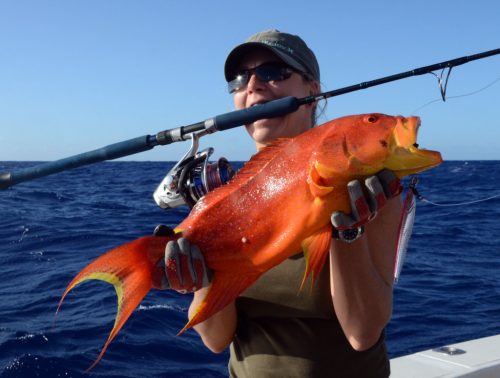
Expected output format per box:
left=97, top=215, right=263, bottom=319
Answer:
left=211, top=96, right=301, bottom=131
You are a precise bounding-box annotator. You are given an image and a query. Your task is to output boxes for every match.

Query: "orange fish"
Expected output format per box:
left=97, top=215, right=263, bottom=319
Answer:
left=57, top=114, right=442, bottom=370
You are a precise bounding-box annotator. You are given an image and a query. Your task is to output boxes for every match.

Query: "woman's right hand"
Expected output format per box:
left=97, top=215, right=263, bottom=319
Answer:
left=152, top=231, right=233, bottom=351
left=154, top=234, right=211, bottom=293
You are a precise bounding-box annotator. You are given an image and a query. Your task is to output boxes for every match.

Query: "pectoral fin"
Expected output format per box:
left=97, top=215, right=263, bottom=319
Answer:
left=308, top=161, right=336, bottom=197
left=300, top=225, right=332, bottom=290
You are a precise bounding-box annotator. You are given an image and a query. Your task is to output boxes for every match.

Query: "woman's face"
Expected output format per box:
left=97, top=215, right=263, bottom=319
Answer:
left=232, top=49, right=319, bottom=150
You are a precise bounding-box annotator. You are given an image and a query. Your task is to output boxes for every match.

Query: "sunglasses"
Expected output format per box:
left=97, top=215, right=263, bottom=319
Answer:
left=227, top=62, right=298, bottom=94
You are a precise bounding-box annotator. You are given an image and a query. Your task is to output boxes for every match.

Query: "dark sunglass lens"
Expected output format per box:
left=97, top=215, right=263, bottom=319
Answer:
left=255, top=63, right=291, bottom=82
left=228, top=72, right=249, bottom=93
left=227, top=63, right=294, bottom=93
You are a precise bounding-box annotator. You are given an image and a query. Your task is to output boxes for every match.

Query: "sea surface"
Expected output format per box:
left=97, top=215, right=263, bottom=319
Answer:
left=1, top=160, right=499, bottom=377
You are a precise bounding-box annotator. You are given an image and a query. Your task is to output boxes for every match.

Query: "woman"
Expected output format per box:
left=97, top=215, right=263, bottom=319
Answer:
left=162, top=30, right=402, bottom=377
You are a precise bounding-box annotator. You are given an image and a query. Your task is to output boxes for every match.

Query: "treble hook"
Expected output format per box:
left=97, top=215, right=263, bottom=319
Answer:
left=429, top=66, right=453, bottom=101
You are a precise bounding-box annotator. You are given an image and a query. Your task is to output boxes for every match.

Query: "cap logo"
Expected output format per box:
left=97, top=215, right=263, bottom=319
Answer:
left=260, top=39, right=294, bottom=55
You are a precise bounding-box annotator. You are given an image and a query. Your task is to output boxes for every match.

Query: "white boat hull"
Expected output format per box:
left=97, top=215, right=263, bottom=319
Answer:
left=390, top=334, right=500, bottom=377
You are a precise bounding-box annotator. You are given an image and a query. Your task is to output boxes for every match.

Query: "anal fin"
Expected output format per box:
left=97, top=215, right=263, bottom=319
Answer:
left=179, top=271, right=260, bottom=334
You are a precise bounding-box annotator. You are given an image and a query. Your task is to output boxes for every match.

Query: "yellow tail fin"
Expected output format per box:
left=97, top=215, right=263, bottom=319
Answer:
left=56, top=236, right=170, bottom=371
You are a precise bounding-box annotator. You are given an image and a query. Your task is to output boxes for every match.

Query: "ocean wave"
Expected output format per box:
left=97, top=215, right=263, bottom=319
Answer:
left=1, top=161, right=499, bottom=375
left=137, top=303, right=188, bottom=313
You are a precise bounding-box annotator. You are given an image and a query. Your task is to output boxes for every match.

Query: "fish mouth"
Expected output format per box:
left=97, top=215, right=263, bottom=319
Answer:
left=385, top=116, right=443, bottom=177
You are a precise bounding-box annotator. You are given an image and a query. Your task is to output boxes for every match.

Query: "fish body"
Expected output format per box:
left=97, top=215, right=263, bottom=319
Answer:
left=58, top=114, right=442, bottom=369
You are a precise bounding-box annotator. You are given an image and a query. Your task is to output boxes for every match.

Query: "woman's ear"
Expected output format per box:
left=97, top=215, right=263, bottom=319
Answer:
left=309, top=80, right=321, bottom=96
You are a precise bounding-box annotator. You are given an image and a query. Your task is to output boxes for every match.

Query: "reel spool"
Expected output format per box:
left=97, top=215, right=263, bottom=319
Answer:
left=153, top=132, right=235, bottom=209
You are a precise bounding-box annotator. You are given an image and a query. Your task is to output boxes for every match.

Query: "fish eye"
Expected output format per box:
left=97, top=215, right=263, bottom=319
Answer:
left=365, top=115, right=378, bottom=123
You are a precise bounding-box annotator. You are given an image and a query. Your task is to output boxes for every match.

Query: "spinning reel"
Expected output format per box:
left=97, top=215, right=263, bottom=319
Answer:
left=153, top=132, right=235, bottom=209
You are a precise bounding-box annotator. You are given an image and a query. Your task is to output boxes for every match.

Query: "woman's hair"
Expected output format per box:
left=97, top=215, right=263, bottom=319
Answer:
left=302, top=75, right=326, bottom=127
left=314, top=98, right=327, bottom=126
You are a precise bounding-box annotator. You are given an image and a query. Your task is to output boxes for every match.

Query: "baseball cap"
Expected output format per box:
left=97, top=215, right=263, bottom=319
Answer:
left=224, top=29, right=320, bottom=82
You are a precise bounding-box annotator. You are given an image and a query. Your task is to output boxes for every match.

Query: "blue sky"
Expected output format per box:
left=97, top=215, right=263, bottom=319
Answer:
left=1, top=0, right=499, bottom=162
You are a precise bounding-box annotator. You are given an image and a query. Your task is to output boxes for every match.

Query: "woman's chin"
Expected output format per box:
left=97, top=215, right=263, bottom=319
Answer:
left=247, top=120, right=283, bottom=142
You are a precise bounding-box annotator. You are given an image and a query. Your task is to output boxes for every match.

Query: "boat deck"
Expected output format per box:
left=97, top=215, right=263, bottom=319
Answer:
left=390, top=334, right=500, bottom=377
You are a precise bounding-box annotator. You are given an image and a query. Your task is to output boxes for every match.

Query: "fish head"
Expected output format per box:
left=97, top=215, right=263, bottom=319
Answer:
left=384, top=114, right=442, bottom=177
left=327, top=113, right=443, bottom=178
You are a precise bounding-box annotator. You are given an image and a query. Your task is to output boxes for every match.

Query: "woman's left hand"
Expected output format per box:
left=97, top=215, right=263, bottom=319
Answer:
left=331, top=169, right=402, bottom=233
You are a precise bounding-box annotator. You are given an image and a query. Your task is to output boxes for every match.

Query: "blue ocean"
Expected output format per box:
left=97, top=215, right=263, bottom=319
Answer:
left=1, top=160, right=499, bottom=377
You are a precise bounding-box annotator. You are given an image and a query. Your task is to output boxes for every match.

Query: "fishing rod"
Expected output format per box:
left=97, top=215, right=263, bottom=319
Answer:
left=1, top=48, right=499, bottom=192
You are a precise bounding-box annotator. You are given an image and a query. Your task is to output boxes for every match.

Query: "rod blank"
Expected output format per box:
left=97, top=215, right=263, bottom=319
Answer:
left=0, top=136, right=154, bottom=189
left=1, top=48, right=498, bottom=190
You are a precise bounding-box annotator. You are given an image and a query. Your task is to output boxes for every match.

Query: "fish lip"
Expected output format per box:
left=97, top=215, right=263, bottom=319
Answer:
left=388, top=116, right=443, bottom=175
left=397, top=116, right=420, bottom=147
left=387, top=146, right=443, bottom=177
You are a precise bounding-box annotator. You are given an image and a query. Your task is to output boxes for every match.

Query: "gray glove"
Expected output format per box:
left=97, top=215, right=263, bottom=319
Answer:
left=331, top=170, right=401, bottom=242
left=161, top=238, right=211, bottom=293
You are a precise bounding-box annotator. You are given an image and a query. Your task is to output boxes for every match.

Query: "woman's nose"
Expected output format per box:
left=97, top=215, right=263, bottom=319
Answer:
left=246, top=72, right=266, bottom=92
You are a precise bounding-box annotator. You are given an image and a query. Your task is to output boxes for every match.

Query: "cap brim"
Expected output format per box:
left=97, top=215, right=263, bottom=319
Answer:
left=224, top=42, right=308, bottom=81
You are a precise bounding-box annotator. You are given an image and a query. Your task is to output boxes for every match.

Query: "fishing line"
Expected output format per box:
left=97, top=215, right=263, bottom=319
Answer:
left=416, top=193, right=500, bottom=207
left=410, top=176, right=500, bottom=207
left=411, top=75, right=500, bottom=113
left=432, top=67, right=453, bottom=101
left=1, top=48, right=499, bottom=190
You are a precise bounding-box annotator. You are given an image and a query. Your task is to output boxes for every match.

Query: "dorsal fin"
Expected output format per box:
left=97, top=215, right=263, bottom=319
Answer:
left=230, top=138, right=291, bottom=183
left=195, top=138, right=292, bottom=207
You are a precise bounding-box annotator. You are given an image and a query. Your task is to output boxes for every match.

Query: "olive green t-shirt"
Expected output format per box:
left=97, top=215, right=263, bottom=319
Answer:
left=228, top=253, right=390, bottom=378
